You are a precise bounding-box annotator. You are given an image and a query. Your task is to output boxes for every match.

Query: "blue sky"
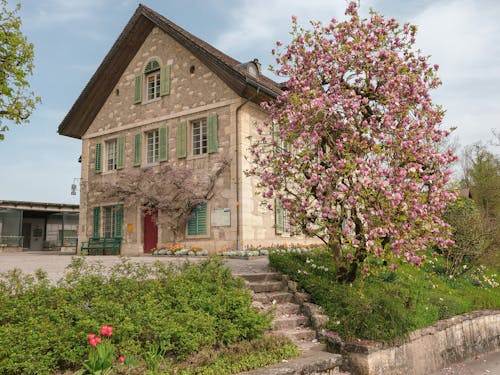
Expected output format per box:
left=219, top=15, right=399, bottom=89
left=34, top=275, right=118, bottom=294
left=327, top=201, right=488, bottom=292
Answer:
left=0, top=0, right=499, bottom=204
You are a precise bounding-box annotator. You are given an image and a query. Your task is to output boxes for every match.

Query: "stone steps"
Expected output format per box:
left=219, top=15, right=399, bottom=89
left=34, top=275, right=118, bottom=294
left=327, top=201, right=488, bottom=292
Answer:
left=272, top=313, right=309, bottom=330
left=252, top=290, right=294, bottom=304
left=238, top=272, right=320, bottom=351
left=246, top=280, right=285, bottom=293
left=238, top=270, right=351, bottom=374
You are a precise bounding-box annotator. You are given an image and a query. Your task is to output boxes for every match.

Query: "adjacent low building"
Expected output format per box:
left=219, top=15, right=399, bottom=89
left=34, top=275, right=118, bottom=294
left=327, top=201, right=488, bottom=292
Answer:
left=0, top=200, right=79, bottom=252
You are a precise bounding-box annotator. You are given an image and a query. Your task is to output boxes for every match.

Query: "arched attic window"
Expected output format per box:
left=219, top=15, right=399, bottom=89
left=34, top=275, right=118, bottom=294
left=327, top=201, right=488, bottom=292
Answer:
left=134, top=59, right=171, bottom=104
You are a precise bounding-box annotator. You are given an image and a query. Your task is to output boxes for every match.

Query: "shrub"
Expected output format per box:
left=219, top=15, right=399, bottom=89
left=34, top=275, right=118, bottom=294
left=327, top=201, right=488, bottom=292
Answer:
left=0, top=257, right=271, bottom=374
left=441, top=197, right=488, bottom=276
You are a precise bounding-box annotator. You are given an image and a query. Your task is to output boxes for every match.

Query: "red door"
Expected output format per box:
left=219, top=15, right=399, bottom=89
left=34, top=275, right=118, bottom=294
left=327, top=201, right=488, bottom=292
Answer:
left=143, top=210, right=158, bottom=253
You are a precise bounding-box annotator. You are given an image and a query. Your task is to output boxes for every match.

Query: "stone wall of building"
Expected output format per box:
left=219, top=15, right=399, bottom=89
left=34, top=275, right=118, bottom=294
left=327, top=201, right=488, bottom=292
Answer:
left=80, top=26, right=242, bottom=255
left=239, top=103, right=321, bottom=249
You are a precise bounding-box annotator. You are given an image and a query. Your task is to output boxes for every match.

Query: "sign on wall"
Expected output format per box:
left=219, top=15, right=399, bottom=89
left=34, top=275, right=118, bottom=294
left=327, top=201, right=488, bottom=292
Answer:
left=211, top=208, right=231, bottom=227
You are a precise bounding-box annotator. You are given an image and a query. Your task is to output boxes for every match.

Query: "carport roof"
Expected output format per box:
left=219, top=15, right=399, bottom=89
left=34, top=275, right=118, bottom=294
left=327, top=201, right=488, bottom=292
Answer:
left=0, top=200, right=79, bottom=213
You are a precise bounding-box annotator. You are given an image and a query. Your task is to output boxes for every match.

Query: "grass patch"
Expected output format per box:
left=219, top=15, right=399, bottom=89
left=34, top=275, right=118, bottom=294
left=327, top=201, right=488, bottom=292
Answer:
left=0, top=257, right=296, bottom=375
left=269, top=248, right=499, bottom=341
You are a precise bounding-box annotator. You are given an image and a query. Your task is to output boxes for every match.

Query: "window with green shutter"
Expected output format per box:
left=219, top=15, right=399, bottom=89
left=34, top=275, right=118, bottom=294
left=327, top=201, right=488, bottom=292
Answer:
left=207, top=114, right=218, bottom=153
left=160, top=65, right=171, bottom=96
left=95, top=143, right=102, bottom=174
left=177, top=121, right=187, bottom=159
left=159, top=127, right=168, bottom=162
left=134, top=75, right=142, bottom=104
left=117, top=136, right=125, bottom=169
left=133, top=133, right=142, bottom=167
left=187, top=203, right=207, bottom=236
left=275, top=199, right=284, bottom=235
left=93, top=207, right=101, bottom=239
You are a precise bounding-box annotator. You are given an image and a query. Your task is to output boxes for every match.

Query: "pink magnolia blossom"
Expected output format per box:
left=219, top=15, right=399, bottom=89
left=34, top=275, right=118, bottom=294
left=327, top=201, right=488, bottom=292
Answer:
left=247, top=1, right=456, bottom=283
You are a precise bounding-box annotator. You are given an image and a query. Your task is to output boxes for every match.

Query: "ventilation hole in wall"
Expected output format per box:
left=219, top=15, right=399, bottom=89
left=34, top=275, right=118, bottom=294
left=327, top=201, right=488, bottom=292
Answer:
left=190, top=65, right=195, bottom=74
left=115, top=88, right=120, bottom=96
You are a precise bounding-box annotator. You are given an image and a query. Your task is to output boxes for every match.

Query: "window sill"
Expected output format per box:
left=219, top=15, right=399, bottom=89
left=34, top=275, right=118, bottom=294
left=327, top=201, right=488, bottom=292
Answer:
left=186, top=153, right=209, bottom=161
left=186, top=233, right=210, bottom=239
left=144, top=97, right=161, bottom=104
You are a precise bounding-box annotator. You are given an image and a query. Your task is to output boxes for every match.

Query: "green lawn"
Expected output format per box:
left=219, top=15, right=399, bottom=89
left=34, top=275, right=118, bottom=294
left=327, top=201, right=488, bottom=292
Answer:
left=269, top=247, right=499, bottom=341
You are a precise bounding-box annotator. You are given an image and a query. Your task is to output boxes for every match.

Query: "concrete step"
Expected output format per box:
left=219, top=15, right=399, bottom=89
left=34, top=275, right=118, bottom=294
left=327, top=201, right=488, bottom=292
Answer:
left=252, top=291, right=294, bottom=304
left=238, top=348, right=345, bottom=374
left=236, top=272, right=283, bottom=283
left=246, top=280, right=286, bottom=293
left=277, top=326, right=317, bottom=342
left=274, top=302, right=302, bottom=315
left=272, top=314, right=309, bottom=330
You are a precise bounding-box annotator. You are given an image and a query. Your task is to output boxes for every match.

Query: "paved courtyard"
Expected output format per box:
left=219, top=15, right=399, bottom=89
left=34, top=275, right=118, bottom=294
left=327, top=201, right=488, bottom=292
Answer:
left=0, top=251, right=272, bottom=282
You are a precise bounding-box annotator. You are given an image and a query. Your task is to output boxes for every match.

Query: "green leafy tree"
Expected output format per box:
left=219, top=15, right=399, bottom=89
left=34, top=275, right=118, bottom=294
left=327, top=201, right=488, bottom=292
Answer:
left=460, top=141, right=500, bottom=267
left=0, top=0, right=40, bottom=140
left=461, top=143, right=500, bottom=220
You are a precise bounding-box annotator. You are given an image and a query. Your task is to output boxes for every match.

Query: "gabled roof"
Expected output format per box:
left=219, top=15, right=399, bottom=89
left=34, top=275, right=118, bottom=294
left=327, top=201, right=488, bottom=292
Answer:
left=58, top=4, right=282, bottom=139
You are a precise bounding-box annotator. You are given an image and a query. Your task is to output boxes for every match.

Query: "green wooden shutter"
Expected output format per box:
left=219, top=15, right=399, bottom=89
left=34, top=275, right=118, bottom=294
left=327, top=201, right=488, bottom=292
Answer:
left=177, top=121, right=187, bottom=159
left=159, top=127, right=168, bottom=162
left=160, top=65, right=171, bottom=96
left=134, top=75, right=142, bottom=104
left=117, top=136, right=125, bottom=169
left=207, top=114, right=218, bottom=153
left=275, top=199, right=284, bottom=235
left=94, top=143, right=102, bottom=174
left=197, top=203, right=207, bottom=235
left=114, top=205, right=123, bottom=238
left=187, top=203, right=207, bottom=235
left=93, top=207, right=101, bottom=239
left=133, top=133, right=142, bottom=167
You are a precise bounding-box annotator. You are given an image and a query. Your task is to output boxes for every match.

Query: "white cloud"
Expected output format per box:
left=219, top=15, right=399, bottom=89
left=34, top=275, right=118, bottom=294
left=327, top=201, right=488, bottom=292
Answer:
left=411, top=0, right=500, bottom=82
left=22, top=0, right=106, bottom=28
left=409, top=0, right=500, bottom=146
left=215, top=0, right=376, bottom=60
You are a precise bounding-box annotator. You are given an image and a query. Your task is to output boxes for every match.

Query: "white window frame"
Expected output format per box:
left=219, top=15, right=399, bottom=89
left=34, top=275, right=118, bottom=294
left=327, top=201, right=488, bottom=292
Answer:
left=192, top=119, right=208, bottom=156
left=103, top=206, right=116, bottom=238
left=146, top=71, right=161, bottom=101
left=146, top=129, right=159, bottom=164
left=105, top=139, right=117, bottom=171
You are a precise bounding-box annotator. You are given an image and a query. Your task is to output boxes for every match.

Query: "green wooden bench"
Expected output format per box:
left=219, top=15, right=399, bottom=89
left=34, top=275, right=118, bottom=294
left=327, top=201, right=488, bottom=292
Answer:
left=80, top=237, right=121, bottom=255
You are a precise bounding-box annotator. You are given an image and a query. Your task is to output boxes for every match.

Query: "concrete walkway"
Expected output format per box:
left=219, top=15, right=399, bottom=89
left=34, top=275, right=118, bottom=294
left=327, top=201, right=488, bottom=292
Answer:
left=0, top=251, right=272, bottom=282
left=431, top=350, right=500, bottom=375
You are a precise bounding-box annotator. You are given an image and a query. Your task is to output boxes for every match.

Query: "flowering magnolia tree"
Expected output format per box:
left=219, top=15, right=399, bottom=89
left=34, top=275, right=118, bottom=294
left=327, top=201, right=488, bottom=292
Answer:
left=92, top=157, right=229, bottom=241
left=247, top=2, right=456, bottom=283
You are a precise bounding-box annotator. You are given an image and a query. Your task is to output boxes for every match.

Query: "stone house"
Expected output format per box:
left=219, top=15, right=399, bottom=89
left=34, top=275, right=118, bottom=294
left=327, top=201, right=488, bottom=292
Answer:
left=58, top=5, right=318, bottom=255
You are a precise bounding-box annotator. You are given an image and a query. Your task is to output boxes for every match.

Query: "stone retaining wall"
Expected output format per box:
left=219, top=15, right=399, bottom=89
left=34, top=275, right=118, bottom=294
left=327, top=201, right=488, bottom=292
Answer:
left=328, top=310, right=500, bottom=375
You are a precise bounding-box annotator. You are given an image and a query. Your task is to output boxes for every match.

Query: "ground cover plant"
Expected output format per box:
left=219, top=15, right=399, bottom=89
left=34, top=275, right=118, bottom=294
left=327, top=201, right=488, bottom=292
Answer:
left=269, top=247, right=499, bottom=341
left=0, top=257, right=298, bottom=375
